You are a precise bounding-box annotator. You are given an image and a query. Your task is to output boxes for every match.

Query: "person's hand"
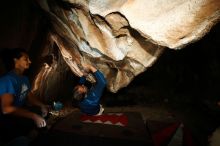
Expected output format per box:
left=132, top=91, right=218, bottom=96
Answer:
left=81, top=63, right=91, bottom=72
left=78, top=63, right=90, bottom=77
left=40, top=105, right=50, bottom=118
left=82, top=63, right=97, bottom=73
left=32, top=114, right=47, bottom=128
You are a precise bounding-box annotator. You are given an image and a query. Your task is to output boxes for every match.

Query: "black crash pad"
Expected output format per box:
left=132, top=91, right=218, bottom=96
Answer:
left=44, top=111, right=153, bottom=146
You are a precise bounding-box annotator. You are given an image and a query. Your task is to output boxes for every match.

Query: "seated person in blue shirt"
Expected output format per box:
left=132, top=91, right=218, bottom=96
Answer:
left=73, top=63, right=106, bottom=115
left=0, top=48, right=49, bottom=143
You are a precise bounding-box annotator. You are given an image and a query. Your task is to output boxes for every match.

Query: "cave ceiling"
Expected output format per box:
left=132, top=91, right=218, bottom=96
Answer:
left=31, top=0, right=220, bottom=94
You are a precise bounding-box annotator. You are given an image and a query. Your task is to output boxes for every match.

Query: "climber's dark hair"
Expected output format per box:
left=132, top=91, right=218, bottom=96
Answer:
left=0, top=48, right=28, bottom=71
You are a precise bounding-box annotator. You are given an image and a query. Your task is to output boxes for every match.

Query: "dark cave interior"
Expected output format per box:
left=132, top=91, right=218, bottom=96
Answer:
left=0, top=0, right=220, bottom=106
left=103, top=22, right=220, bottom=107
left=0, top=1, right=220, bottom=146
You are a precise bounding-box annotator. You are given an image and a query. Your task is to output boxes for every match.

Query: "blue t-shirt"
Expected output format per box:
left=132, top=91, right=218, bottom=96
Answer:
left=79, top=70, right=107, bottom=115
left=0, top=71, right=30, bottom=107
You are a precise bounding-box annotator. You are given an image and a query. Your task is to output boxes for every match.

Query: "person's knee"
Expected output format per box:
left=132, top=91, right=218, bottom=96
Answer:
left=209, top=127, right=220, bottom=146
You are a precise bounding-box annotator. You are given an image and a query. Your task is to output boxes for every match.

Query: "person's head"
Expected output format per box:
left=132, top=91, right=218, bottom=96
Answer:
left=73, top=84, right=88, bottom=101
left=12, top=48, right=31, bottom=71
left=0, top=48, right=31, bottom=71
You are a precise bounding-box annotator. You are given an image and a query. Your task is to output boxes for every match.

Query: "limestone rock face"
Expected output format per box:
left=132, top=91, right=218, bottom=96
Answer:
left=34, top=0, right=220, bottom=93
left=89, top=0, right=220, bottom=48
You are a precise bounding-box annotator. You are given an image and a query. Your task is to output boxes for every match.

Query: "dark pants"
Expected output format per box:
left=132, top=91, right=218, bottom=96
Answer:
left=0, top=106, right=42, bottom=144
left=4, top=136, right=30, bottom=146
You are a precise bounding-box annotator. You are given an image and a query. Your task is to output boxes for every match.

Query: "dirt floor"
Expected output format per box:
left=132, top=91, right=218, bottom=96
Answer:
left=30, top=99, right=220, bottom=146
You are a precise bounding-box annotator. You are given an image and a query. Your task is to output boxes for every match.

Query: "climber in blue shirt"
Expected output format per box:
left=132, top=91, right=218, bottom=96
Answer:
left=73, top=63, right=106, bottom=115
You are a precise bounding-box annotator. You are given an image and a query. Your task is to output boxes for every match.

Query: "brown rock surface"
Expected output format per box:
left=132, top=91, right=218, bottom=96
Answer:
left=34, top=0, right=220, bottom=93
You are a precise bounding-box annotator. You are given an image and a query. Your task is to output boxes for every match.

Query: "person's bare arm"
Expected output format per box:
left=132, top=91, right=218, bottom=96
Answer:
left=1, top=93, right=46, bottom=127
left=82, top=63, right=106, bottom=87
left=27, top=92, right=45, bottom=107
left=27, top=92, right=49, bottom=117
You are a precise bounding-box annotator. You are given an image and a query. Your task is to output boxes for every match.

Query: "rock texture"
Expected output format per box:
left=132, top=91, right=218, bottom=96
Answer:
left=34, top=0, right=220, bottom=93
